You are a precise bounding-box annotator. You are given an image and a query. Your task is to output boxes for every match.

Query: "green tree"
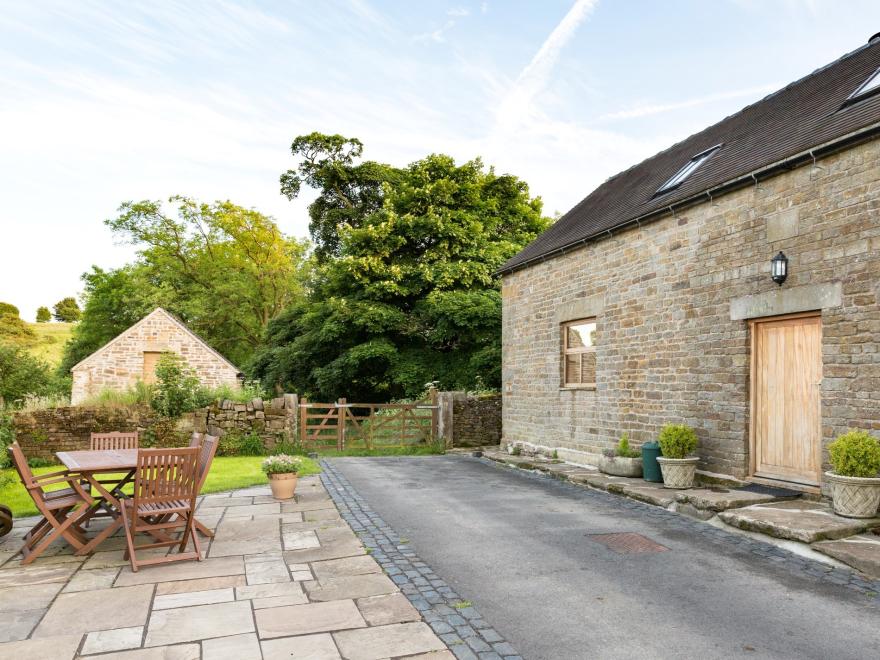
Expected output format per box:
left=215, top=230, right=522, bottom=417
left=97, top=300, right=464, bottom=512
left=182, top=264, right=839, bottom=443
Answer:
left=103, top=196, right=310, bottom=366
left=253, top=136, right=550, bottom=401
left=0, top=302, right=36, bottom=345
left=280, top=132, right=400, bottom=260
left=59, top=265, right=163, bottom=374
left=53, top=297, right=81, bottom=322
left=0, top=303, right=19, bottom=318
left=35, top=306, right=51, bottom=323
left=0, top=343, right=55, bottom=407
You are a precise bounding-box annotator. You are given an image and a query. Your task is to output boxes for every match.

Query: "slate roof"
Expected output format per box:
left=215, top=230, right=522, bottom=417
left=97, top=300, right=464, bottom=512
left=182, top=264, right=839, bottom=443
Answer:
left=500, top=36, right=880, bottom=274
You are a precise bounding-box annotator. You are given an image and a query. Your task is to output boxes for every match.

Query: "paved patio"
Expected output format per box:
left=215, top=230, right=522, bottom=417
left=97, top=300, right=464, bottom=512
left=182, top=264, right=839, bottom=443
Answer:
left=0, top=474, right=452, bottom=659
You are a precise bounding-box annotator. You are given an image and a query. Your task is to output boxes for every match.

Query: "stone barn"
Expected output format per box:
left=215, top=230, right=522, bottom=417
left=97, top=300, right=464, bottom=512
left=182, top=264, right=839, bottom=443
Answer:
left=499, top=36, right=880, bottom=493
left=70, top=308, right=241, bottom=404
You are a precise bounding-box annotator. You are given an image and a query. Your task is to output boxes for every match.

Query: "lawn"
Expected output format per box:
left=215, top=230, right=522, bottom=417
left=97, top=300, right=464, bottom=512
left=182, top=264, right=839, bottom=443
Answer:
left=25, top=322, right=74, bottom=366
left=0, top=455, right=322, bottom=518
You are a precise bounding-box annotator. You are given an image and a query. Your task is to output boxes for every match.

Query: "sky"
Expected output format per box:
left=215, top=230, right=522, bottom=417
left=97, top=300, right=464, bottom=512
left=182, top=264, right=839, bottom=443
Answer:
left=2, top=0, right=880, bottom=321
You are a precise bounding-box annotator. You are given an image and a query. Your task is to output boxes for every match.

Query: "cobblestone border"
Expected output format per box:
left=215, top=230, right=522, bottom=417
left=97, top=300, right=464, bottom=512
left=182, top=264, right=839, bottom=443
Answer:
left=478, top=455, right=880, bottom=602
left=321, top=460, right=522, bottom=660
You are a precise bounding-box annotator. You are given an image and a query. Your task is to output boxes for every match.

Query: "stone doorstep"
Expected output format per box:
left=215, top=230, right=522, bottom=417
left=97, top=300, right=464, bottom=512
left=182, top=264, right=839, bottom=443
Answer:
left=812, top=535, right=880, bottom=580
left=717, top=501, right=880, bottom=544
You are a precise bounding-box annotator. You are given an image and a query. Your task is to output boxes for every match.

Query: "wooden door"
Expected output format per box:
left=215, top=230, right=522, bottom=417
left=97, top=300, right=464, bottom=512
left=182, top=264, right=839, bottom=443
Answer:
left=750, top=313, right=822, bottom=486
left=143, top=351, right=162, bottom=384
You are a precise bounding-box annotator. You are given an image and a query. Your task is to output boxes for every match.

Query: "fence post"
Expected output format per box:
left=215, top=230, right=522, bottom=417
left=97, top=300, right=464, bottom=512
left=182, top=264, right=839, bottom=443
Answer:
left=430, top=387, right=439, bottom=445
left=337, top=398, right=346, bottom=451
left=299, top=397, right=308, bottom=447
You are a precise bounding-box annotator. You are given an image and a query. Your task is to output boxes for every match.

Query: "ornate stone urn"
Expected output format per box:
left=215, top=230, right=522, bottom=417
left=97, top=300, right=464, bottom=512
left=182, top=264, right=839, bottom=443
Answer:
left=825, top=472, right=880, bottom=518
left=656, top=456, right=699, bottom=489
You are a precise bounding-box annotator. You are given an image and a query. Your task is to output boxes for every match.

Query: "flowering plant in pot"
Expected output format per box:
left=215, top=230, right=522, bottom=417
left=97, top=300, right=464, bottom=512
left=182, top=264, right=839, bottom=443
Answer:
left=656, top=424, right=699, bottom=489
left=598, top=434, right=643, bottom=477
left=262, top=454, right=304, bottom=500
left=825, top=430, right=880, bottom=519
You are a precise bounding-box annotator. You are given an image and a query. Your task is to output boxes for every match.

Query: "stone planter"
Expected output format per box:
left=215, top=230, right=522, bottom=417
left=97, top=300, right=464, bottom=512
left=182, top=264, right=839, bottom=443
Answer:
left=825, top=472, right=880, bottom=519
left=269, top=472, right=298, bottom=500
left=656, top=456, right=699, bottom=489
left=598, top=455, right=643, bottom=478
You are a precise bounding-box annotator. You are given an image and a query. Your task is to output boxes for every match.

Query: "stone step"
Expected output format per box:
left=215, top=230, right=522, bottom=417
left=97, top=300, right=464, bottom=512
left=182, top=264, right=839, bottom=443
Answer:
left=811, top=534, right=880, bottom=579
left=718, top=501, right=880, bottom=544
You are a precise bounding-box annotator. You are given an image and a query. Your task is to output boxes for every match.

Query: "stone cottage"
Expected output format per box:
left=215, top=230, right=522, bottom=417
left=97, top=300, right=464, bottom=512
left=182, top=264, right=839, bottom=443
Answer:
left=499, top=36, right=880, bottom=492
left=70, top=308, right=241, bottom=404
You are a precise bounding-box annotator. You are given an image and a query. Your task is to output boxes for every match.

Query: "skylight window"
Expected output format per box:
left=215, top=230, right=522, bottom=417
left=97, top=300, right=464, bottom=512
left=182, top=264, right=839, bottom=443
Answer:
left=655, top=144, right=722, bottom=196
left=846, top=67, right=880, bottom=103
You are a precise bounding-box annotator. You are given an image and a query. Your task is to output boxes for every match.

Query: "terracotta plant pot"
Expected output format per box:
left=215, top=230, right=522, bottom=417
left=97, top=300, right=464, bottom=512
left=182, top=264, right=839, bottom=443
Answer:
left=825, top=471, right=880, bottom=518
left=598, top=455, right=643, bottom=478
left=269, top=472, right=298, bottom=500
left=656, top=456, right=699, bottom=489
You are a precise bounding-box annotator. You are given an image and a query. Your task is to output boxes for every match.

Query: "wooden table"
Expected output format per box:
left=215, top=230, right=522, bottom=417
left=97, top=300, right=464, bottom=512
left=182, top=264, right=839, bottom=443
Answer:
left=56, top=449, right=137, bottom=555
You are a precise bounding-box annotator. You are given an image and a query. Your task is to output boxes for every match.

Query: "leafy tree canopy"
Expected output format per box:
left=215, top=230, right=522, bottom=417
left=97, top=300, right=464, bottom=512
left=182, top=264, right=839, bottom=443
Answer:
left=0, top=303, right=20, bottom=318
left=36, top=306, right=51, bottom=323
left=253, top=136, right=550, bottom=402
left=61, top=197, right=310, bottom=372
left=0, top=343, right=57, bottom=407
left=53, top=297, right=81, bottom=322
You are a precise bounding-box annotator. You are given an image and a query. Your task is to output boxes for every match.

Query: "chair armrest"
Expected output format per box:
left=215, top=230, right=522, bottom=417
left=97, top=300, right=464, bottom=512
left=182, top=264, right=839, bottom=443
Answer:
left=27, top=475, right=75, bottom=488
left=31, top=468, right=71, bottom=482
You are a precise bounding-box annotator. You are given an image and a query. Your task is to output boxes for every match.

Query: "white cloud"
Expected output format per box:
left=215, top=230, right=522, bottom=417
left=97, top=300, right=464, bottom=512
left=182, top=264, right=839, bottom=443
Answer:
left=448, top=7, right=471, bottom=17
left=598, top=84, right=780, bottom=120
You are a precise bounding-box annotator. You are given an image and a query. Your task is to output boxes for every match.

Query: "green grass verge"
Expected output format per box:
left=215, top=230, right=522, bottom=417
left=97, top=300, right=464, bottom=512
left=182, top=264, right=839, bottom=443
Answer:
left=0, top=455, right=321, bottom=518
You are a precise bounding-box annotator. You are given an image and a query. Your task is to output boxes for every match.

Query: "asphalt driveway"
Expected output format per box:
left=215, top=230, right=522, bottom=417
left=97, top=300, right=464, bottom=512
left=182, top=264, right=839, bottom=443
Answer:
left=331, top=455, right=880, bottom=660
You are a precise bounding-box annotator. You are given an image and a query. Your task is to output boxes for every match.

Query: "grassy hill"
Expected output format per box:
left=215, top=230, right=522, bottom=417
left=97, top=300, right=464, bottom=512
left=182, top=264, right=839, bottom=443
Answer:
left=25, top=322, right=73, bottom=367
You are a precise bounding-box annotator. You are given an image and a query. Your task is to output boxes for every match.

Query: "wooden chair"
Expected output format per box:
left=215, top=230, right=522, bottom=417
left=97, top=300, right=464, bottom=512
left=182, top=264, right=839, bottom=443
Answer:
left=120, top=447, right=202, bottom=572
left=8, top=443, right=94, bottom=564
left=149, top=435, right=218, bottom=538
left=90, top=431, right=139, bottom=450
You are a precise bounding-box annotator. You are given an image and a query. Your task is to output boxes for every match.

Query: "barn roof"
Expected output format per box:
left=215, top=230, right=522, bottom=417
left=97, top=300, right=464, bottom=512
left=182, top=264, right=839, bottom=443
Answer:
left=70, top=307, right=239, bottom=373
left=500, top=35, right=880, bottom=274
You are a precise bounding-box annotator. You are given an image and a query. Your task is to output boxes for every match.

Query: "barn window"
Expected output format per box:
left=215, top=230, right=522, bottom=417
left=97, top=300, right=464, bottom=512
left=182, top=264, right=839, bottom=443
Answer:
left=562, top=319, right=597, bottom=388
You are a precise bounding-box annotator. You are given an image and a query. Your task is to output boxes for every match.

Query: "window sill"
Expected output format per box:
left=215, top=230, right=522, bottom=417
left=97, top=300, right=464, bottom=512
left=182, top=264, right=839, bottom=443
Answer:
left=559, top=386, right=596, bottom=392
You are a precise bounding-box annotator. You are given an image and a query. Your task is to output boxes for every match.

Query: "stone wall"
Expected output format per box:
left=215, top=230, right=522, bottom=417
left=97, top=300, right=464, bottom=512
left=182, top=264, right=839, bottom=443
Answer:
left=11, top=394, right=299, bottom=460
left=206, top=394, right=298, bottom=450
left=501, top=139, right=880, bottom=480
left=437, top=392, right=502, bottom=448
left=71, top=308, right=240, bottom=405
left=11, top=406, right=202, bottom=460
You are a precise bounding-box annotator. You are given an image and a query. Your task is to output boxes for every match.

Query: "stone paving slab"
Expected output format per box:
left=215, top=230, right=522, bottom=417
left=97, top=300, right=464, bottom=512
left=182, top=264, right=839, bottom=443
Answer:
left=260, top=633, right=341, bottom=660
left=33, top=584, right=153, bottom=639
left=718, top=501, right=880, bottom=543
left=0, top=634, right=82, bottom=660
left=0, top=476, right=450, bottom=659
left=145, top=600, right=255, bottom=647
left=812, top=534, right=880, bottom=578
left=333, top=622, right=448, bottom=660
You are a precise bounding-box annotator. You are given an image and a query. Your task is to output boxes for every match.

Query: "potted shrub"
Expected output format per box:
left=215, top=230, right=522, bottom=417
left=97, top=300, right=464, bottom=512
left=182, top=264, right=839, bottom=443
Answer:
left=598, top=434, right=643, bottom=477
left=262, top=454, right=304, bottom=500
left=656, top=424, right=699, bottom=489
left=825, top=430, right=880, bottom=519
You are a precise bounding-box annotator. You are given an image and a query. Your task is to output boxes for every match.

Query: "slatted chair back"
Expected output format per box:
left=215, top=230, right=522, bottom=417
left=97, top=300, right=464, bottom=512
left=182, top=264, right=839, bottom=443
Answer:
left=91, top=431, right=139, bottom=451
left=8, top=442, right=38, bottom=492
left=132, top=447, right=200, bottom=512
left=195, top=435, right=219, bottom=492
left=188, top=432, right=205, bottom=448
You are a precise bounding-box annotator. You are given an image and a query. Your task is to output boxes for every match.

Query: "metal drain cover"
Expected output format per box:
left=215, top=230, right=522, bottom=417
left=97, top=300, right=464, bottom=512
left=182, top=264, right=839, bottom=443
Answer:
left=587, top=532, right=669, bottom=554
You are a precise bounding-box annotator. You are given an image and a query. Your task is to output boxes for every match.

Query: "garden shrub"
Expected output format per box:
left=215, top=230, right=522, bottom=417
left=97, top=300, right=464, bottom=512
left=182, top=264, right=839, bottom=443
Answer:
left=616, top=433, right=640, bottom=458
left=151, top=353, right=202, bottom=418
left=828, top=430, right=880, bottom=478
left=217, top=431, right=265, bottom=457
left=658, top=424, right=698, bottom=459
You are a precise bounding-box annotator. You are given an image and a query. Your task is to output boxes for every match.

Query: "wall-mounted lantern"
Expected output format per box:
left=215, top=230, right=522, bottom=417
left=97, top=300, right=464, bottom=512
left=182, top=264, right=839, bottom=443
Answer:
left=771, top=251, right=788, bottom=286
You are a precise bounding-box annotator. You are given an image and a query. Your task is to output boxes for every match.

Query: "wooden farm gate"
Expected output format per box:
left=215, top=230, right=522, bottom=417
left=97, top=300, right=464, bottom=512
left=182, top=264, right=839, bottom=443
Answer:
left=299, top=389, right=439, bottom=450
